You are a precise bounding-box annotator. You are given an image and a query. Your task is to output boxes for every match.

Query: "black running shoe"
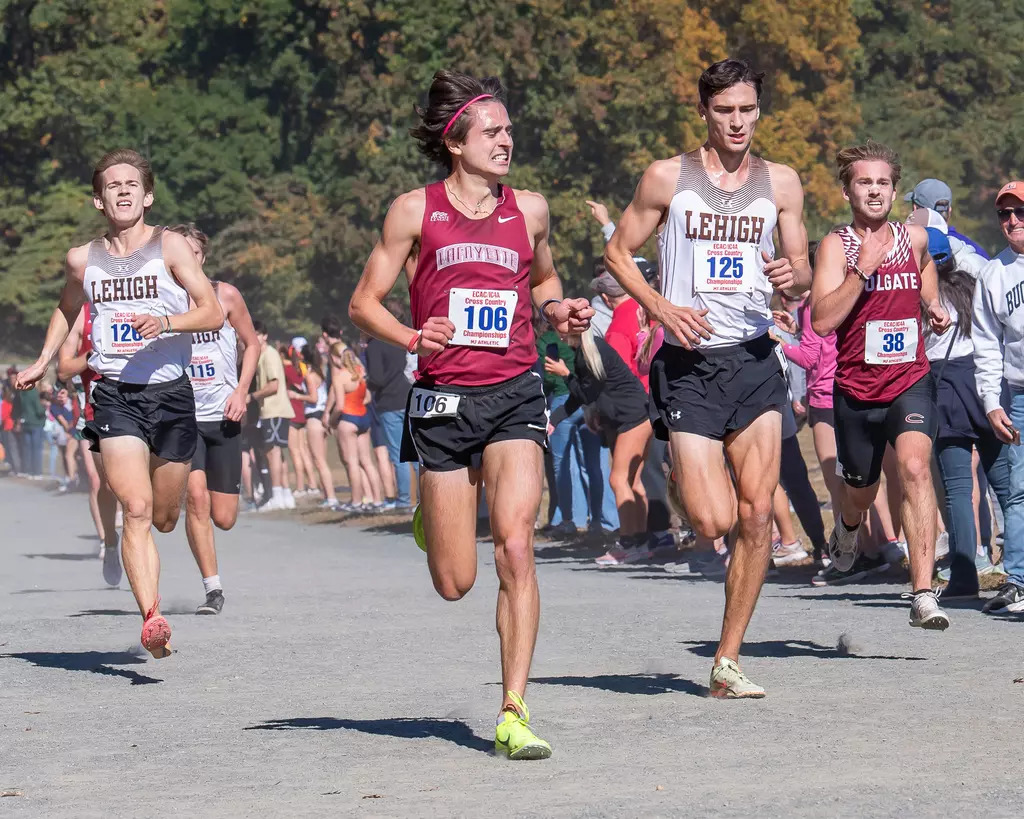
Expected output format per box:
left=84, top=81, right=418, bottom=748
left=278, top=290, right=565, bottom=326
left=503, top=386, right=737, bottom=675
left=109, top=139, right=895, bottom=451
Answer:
left=982, top=581, right=1024, bottom=614
left=811, top=553, right=889, bottom=587
left=196, top=589, right=225, bottom=615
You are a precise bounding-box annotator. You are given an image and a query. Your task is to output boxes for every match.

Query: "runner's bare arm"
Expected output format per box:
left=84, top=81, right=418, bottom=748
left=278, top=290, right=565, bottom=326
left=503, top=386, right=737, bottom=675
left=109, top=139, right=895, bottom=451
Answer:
left=809, top=233, right=864, bottom=336
left=56, top=309, right=88, bottom=383
left=349, top=190, right=455, bottom=355
left=221, top=282, right=261, bottom=422
left=520, top=190, right=593, bottom=334
left=134, top=231, right=222, bottom=338
left=16, top=245, right=89, bottom=390
left=767, top=163, right=811, bottom=295
left=606, top=159, right=714, bottom=348
left=910, top=225, right=951, bottom=335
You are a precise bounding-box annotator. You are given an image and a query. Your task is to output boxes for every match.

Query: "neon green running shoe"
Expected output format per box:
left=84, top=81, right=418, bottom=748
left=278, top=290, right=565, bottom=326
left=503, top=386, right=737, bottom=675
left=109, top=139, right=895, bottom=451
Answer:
left=494, top=691, right=552, bottom=760
left=413, top=504, right=426, bottom=552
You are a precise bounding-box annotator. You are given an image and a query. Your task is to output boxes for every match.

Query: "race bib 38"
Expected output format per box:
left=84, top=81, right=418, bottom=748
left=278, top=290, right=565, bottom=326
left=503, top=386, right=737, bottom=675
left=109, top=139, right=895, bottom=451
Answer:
left=864, top=318, right=918, bottom=365
left=448, top=288, right=517, bottom=348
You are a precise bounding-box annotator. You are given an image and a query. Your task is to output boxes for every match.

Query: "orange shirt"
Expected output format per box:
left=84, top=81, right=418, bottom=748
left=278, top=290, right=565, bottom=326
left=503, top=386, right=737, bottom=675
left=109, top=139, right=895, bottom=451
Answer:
left=342, top=373, right=367, bottom=416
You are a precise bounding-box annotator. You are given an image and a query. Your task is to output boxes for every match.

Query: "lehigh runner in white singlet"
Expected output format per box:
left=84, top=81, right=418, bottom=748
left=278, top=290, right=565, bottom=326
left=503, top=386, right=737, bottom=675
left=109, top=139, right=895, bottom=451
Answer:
left=606, top=59, right=812, bottom=698
left=171, top=224, right=259, bottom=616
left=15, top=149, right=222, bottom=658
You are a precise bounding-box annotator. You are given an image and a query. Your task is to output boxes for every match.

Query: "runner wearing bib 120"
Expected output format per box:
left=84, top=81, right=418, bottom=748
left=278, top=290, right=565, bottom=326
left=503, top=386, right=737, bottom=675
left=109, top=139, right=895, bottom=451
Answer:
left=605, top=58, right=812, bottom=700
left=810, top=140, right=952, bottom=630
left=172, top=223, right=260, bottom=617
left=349, top=69, right=592, bottom=760
left=15, top=149, right=223, bottom=659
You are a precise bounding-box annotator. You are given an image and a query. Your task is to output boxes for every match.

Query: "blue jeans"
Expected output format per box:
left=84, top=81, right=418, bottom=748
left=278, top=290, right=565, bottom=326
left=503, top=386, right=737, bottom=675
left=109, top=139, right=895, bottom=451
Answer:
left=378, top=409, right=411, bottom=506
left=1003, top=387, right=1024, bottom=585
left=936, top=435, right=1009, bottom=591
left=548, top=394, right=589, bottom=528
left=576, top=422, right=619, bottom=530
left=20, top=426, right=43, bottom=476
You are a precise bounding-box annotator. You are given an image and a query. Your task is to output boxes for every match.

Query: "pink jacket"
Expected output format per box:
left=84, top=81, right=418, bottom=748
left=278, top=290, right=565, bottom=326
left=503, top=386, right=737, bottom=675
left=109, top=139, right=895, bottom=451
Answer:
left=782, top=301, right=837, bottom=409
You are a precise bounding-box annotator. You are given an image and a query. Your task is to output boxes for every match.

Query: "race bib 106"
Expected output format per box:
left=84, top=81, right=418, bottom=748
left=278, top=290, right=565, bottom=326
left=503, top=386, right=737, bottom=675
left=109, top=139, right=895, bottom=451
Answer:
left=187, top=356, right=217, bottom=384
left=692, top=240, right=757, bottom=294
left=408, top=388, right=461, bottom=419
left=448, top=288, right=517, bottom=348
left=864, top=318, right=918, bottom=365
left=100, top=312, right=147, bottom=357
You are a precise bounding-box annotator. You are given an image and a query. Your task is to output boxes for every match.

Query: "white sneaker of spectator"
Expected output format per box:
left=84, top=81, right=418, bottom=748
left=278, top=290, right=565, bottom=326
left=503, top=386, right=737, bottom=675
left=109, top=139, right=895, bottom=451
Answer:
left=596, top=536, right=652, bottom=567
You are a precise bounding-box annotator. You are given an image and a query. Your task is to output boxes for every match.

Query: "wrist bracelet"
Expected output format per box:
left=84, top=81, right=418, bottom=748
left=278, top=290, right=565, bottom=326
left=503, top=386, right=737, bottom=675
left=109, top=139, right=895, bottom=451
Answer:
left=406, top=332, right=421, bottom=354
left=852, top=265, right=871, bottom=282
left=540, top=298, right=560, bottom=319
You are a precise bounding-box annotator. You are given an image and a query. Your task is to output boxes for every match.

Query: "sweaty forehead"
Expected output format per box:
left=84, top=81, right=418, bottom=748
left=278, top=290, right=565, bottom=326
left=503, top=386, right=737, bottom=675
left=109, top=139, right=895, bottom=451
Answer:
left=101, top=164, right=144, bottom=186
left=708, top=83, right=758, bottom=107
left=850, top=159, right=894, bottom=180
left=465, top=101, right=511, bottom=132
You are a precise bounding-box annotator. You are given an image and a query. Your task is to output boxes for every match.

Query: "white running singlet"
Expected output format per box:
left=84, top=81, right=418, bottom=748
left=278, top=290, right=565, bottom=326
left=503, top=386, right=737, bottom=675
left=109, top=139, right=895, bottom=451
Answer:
left=305, top=381, right=327, bottom=416
left=189, top=283, right=238, bottom=423
left=657, top=150, right=778, bottom=348
left=83, top=227, right=192, bottom=383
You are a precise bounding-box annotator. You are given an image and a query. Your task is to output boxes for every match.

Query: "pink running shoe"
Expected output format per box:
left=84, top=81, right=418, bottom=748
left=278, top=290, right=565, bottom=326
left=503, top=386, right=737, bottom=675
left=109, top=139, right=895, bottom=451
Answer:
left=141, top=598, right=172, bottom=659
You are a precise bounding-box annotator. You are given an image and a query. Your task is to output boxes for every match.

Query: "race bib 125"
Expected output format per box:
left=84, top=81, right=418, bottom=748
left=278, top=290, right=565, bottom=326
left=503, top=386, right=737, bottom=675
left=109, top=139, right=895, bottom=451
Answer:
left=692, top=240, right=757, bottom=295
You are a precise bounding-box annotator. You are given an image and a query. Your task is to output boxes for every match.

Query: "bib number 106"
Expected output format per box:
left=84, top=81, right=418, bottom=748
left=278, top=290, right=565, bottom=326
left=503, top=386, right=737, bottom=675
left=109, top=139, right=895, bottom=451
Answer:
left=881, top=332, right=905, bottom=353
left=463, top=305, right=509, bottom=332
left=707, top=256, right=744, bottom=278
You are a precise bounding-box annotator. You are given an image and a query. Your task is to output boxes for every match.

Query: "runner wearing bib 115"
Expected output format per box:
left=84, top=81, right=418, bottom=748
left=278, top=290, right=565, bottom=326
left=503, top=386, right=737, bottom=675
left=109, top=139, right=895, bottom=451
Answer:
left=810, top=140, right=952, bottom=630
left=349, top=69, right=592, bottom=760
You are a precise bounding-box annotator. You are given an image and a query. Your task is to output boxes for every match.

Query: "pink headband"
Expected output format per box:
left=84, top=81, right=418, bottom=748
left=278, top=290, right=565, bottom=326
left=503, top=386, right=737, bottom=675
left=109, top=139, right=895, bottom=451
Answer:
left=442, top=94, right=494, bottom=136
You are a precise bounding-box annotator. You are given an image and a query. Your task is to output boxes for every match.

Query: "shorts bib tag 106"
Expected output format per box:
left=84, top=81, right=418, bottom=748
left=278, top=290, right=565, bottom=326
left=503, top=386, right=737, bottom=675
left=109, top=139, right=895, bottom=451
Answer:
left=100, top=312, right=147, bottom=357
left=408, top=387, right=462, bottom=419
left=692, top=240, right=758, bottom=295
left=864, top=318, right=918, bottom=364
left=448, top=288, right=517, bottom=348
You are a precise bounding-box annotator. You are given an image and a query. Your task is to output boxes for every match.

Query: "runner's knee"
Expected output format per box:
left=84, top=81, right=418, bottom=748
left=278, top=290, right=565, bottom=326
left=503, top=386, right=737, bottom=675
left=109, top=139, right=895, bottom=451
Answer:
left=689, top=507, right=732, bottom=540
left=737, top=495, right=773, bottom=533
left=899, top=452, right=931, bottom=488
left=122, top=496, right=153, bottom=527
left=186, top=484, right=211, bottom=519
left=494, top=533, right=534, bottom=579
left=432, top=569, right=475, bottom=601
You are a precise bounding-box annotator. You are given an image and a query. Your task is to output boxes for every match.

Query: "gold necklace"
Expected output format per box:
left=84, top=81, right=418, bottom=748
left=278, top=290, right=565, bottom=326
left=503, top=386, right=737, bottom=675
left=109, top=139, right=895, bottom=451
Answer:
left=445, top=180, right=504, bottom=215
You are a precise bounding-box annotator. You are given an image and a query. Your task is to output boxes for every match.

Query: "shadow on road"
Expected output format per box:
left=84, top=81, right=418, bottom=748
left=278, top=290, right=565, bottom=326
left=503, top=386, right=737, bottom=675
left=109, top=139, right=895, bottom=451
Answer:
left=67, top=606, right=193, bottom=617
left=680, top=639, right=925, bottom=661
left=529, top=673, right=706, bottom=697
left=245, top=717, right=493, bottom=754
left=22, top=553, right=96, bottom=561
left=1, top=650, right=160, bottom=685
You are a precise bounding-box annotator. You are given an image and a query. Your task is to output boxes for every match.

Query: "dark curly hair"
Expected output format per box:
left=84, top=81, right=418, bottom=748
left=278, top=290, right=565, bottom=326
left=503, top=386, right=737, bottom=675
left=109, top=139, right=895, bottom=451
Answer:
left=410, top=70, right=507, bottom=171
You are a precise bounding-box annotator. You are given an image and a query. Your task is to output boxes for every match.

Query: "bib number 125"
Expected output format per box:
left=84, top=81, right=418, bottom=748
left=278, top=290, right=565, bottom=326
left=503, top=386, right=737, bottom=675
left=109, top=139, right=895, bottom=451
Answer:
left=707, top=256, right=744, bottom=278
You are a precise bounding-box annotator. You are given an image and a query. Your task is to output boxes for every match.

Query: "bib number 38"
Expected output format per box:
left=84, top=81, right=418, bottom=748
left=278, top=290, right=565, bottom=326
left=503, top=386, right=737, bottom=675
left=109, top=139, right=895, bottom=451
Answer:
left=408, top=387, right=461, bottom=419
left=864, top=318, right=918, bottom=365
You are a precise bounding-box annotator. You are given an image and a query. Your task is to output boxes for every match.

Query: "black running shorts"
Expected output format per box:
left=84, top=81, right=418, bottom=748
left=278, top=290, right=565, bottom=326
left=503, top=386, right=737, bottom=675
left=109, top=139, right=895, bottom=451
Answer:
left=84, top=374, right=197, bottom=463
left=648, top=333, right=788, bottom=441
left=834, top=372, right=937, bottom=489
left=259, top=417, right=290, bottom=448
left=191, top=420, right=243, bottom=494
left=401, top=369, right=548, bottom=472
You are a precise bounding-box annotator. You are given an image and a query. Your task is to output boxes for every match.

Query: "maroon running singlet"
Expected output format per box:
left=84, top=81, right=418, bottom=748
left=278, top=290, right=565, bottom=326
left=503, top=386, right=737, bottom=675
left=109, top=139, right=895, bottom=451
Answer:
left=833, top=221, right=929, bottom=403
left=410, top=182, right=536, bottom=387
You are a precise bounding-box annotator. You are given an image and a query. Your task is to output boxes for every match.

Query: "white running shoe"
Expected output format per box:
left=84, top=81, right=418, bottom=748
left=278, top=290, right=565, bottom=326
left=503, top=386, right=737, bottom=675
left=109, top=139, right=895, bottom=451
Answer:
left=883, top=540, right=908, bottom=565
left=827, top=520, right=861, bottom=572
left=709, top=657, right=765, bottom=699
left=772, top=539, right=809, bottom=566
left=934, top=532, right=950, bottom=560
left=904, top=590, right=950, bottom=630
left=259, top=498, right=283, bottom=512
left=595, top=540, right=652, bottom=567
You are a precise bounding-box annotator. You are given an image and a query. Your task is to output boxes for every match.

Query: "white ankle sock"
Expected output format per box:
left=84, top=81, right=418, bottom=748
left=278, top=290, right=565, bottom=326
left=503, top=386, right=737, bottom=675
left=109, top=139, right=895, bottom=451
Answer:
left=202, top=575, right=222, bottom=594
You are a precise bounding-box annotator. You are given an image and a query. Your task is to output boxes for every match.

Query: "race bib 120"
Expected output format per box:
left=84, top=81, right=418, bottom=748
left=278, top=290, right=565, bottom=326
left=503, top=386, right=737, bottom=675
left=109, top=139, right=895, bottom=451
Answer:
left=692, top=240, right=757, bottom=294
left=864, top=318, right=918, bottom=365
left=100, top=312, right=147, bottom=357
left=408, top=387, right=461, bottom=419
left=448, top=288, right=517, bottom=348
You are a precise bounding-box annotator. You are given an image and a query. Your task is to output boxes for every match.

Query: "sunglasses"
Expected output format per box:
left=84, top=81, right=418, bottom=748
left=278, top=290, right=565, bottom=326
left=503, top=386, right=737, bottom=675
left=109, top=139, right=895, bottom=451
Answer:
left=997, top=206, right=1024, bottom=222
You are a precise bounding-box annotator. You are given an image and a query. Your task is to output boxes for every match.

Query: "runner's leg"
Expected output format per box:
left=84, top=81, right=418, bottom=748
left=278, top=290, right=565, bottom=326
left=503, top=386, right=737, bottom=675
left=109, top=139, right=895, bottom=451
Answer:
left=186, top=469, right=217, bottom=578
left=717, top=410, right=781, bottom=664
left=421, top=467, right=480, bottom=599
left=79, top=439, right=105, bottom=542
left=482, top=439, right=543, bottom=708
left=668, top=431, right=736, bottom=540
left=893, top=430, right=938, bottom=591
left=150, top=455, right=190, bottom=534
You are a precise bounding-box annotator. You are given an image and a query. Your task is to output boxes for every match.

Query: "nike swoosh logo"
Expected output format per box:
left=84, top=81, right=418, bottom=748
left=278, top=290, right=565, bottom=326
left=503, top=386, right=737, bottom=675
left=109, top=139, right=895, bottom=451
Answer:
left=527, top=423, right=547, bottom=431
left=497, top=215, right=518, bottom=223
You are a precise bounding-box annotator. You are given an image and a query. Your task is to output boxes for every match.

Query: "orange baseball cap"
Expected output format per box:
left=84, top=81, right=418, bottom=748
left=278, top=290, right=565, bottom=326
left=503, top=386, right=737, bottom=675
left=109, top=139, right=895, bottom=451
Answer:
left=996, top=181, right=1024, bottom=204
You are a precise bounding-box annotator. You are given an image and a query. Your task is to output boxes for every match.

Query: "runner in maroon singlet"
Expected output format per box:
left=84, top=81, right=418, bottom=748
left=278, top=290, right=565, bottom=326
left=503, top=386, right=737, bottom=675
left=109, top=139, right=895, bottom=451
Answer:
left=57, top=305, right=121, bottom=585
left=810, top=140, right=952, bottom=629
left=349, top=69, right=592, bottom=760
